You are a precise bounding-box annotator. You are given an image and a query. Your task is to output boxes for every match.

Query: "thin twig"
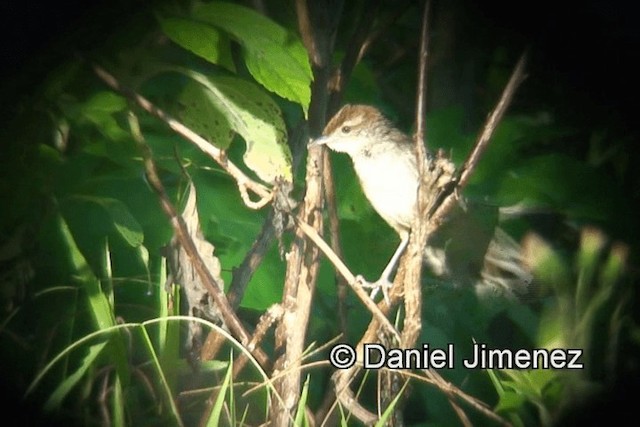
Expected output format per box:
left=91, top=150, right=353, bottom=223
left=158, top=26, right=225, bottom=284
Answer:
left=127, top=111, right=269, bottom=369
left=321, top=151, right=349, bottom=335
left=420, top=368, right=511, bottom=426
left=457, top=52, right=528, bottom=188
left=414, top=0, right=430, bottom=159
left=91, top=63, right=273, bottom=209
left=227, top=209, right=276, bottom=308
left=295, top=0, right=322, bottom=67
left=356, top=4, right=410, bottom=65
left=429, top=52, right=528, bottom=231
left=327, top=0, right=382, bottom=110
left=295, top=218, right=400, bottom=341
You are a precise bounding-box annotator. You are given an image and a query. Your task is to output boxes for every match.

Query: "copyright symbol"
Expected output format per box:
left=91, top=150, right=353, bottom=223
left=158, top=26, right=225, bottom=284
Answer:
left=330, top=344, right=356, bottom=369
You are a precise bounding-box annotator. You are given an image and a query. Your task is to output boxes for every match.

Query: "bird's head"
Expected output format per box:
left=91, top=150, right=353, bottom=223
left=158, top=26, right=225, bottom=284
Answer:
left=311, top=104, right=392, bottom=156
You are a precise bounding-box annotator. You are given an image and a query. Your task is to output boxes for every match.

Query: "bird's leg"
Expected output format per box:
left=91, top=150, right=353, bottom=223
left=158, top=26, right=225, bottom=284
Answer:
left=358, top=233, right=410, bottom=304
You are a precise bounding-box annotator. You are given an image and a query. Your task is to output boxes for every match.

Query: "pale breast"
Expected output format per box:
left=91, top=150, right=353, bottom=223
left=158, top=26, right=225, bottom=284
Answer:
left=352, top=148, right=419, bottom=235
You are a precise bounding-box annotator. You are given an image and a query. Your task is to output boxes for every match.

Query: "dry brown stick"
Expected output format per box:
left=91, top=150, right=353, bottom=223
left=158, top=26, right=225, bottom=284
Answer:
left=371, top=3, right=432, bottom=423
left=428, top=51, right=528, bottom=231
left=355, top=4, right=411, bottom=66
left=419, top=368, right=510, bottom=426
left=321, top=151, right=349, bottom=335
left=295, top=0, right=322, bottom=67
left=295, top=218, right=400, bottom=340
left=199, top=212, right=276, bottom=362
left=232, top=304, right=284, bottom=377
left=403, top=0, right=431, bottom=348
left=127, top=112, right=270, bottom=371
left=327, top=0, right=382, bottom=109
left=269, top=1, right=343, bottom=423
left=270, top=148, right=324, bottom=424
left=91, top=63, right=272, bottom=209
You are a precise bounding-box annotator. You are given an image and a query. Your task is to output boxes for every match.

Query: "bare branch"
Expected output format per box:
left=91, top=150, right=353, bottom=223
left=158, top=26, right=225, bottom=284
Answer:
left=327, top=0, right=382, bottom=109
left=199, top=304, right=284, bottom=425
left=420, top=368, right=511, bottom=426
left=321, top=152, right=349, bottom=335
left=402, top=0, right=431, bottom=348
left=126, top=112, right=269, bottom=370
left=295, top=217, right=400, bottom=341
left=429, top=51, right=528, bottom=232
left=414, top=0, right=430, bottom=158
left=295, top=0, right=322, bottom=67
left=91, top=63, right=273, bottom=209
left=458, top=52, right=528, bottom=189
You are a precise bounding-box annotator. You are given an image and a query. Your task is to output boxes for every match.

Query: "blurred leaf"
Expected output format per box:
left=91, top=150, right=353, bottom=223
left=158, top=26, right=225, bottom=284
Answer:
left=158, top=16, right=235, bottom=72
left=192, top=1, right=312, bottom=114
left=44, top=342, right=107, bottom=410
left=498, top=154, right=626, bottom=223
left=76, top=91, right=129, bottom=141
left=69, top=196, right=144, bottom=248
left=56, top=213, right=116, bottom=330
left=522, top=233, right=572, bottom=295
left=494, top=390, right=527, bottom=414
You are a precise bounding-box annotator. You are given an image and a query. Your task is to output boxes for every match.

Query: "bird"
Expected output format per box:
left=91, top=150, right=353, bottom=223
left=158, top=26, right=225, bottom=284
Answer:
left=312, top=104, right=531, bottom=302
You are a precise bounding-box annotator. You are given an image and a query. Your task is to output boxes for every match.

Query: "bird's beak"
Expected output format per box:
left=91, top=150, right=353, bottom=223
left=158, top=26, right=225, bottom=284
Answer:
left=308, top=135, right=328, bottom=148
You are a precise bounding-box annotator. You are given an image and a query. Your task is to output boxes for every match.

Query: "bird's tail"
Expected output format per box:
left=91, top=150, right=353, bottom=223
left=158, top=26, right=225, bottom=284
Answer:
left=476, top=228, right=532, bottom=300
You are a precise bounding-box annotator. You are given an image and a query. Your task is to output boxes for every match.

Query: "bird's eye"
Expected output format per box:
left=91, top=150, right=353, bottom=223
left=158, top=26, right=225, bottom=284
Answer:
left=341, top=126, right=351, bottom=134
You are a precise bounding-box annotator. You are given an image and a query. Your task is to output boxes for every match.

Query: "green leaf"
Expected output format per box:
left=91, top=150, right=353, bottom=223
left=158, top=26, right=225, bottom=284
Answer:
left=158, top=16, right=235, bottom=72
left=72, top=196, right=144, bottom=247
left=207, top=356, right=233, bottom=427
left=177, top=81, right=233, bottom=150
left=192, top=1, right=312, bottom=114
left=55, top=213, right=116, bottom=330
left=495, top=390, right=527, bottom=413
left=180, top=69, right=292, bottom=183
left=44, top=342, right=107, bottom=410
left=82, top=91, right=127, bottom=113
left=294, top=375, right=311, bottom=427
left=79, top=91, right=129, bottom=141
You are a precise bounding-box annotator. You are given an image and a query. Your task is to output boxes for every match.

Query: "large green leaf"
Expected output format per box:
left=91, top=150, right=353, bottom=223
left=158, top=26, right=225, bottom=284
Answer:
left=69, top=195, right=144, bottom=248
left=192, top=1, right=312, bottom=115
left=180, top=70, right=293, bottom=183
left=176, top=81, right=233, bottom=150
left=158, top=16, right=235, bottom=72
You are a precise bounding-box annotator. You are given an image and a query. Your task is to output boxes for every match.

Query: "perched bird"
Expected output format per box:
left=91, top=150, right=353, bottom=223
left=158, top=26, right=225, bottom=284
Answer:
left=312, top=104, right=530, bottom=301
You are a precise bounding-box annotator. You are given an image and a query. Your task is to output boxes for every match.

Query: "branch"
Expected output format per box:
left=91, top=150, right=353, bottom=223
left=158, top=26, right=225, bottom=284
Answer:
left=126, top=112, right=270, bottom=369
left=321, top=152, right=349, bottom=335
left=91, top=63, right=273, bottom=210
left=457, top=52, right=528, bottom=189
left=429, top=51, right=528, bottom=231
left=414, top=0, right=430, bottom=159
left=327, top=0, right=382, bottom=109
left=401, top=0, right=431, bottom=350
left=295, top=218, right=400, bottom=341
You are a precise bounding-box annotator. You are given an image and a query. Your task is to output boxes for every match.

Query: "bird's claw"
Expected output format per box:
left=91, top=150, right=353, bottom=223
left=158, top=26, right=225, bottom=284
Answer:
left=355, top=275, right=392, bottom=305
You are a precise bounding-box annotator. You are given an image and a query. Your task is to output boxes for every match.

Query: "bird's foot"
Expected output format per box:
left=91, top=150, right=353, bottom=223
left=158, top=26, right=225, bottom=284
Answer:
left=355, top=275, right=392, bottom=305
